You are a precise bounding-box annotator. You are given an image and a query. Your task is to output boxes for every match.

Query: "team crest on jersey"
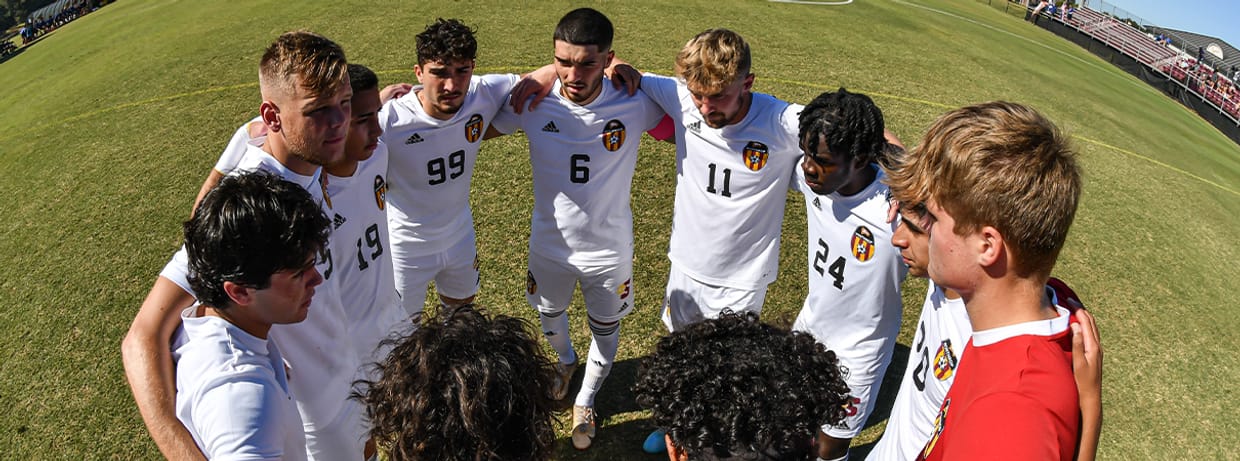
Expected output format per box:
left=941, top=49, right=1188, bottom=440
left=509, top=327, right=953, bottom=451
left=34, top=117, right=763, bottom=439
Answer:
left=319, top=174, right=333, bottom=209
left=924, top=399, right=950, bottom=457
left=851, top=226, right=875, bottom=262
left=373, top=174, right=387, bottom=211
left=616, top=278, right=631, bottom=299
left=464, top=114, right=484, bottom=143
left=742, top=141, right=769, bottom=171
left=602, top=119, right=626, bottom=152
left=933, top=339, right=959, bottom=381
left=526, top=270, right=537, bottom=295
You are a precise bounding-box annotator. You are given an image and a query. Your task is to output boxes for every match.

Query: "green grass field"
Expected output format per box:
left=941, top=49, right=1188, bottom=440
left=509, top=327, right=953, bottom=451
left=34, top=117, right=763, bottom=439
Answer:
left=1, top=0, right=1237, bottom=459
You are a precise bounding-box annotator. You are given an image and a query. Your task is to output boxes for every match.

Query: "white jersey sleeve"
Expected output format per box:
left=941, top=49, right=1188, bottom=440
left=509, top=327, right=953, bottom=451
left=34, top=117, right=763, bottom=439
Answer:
left=791, top=167, right=906, bottom=380
left=214, top=116, right=264, bottom=175
left=174, top=316, right=307, bottom=461
left=499, top=80, right=664, bottom=265
left=380, top=74, right=520, bottom=257
left=642, top=73, right=803, bottom=289
left=869, top=282, right=971, bottom=461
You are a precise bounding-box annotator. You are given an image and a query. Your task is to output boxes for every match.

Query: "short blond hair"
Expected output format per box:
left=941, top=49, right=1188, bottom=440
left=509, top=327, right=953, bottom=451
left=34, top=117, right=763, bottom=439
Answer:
left=675, top=29, right=751, bottom=95
left=884, top=101, right=1080, bottom=277
left=259, top=31, right=348, bottom=100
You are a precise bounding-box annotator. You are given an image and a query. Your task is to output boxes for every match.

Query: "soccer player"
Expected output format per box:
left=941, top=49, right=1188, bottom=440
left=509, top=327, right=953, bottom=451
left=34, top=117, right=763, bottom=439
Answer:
left=358, top=305, right=558, bottom=461
left=633, top=311, right=851, bottom=460
left=636, top=29, right=804, bottom=330
left=885, top=101, right=1083, bottom=460
left=121, top=31, right=365, bottom=460
left=175, top=171, right=330, bottom=461
left=869, top=200, right=1104, bottom=461
left=490, top=8, right=665, bottom=450
left=787, top=89, right=906, bottom=461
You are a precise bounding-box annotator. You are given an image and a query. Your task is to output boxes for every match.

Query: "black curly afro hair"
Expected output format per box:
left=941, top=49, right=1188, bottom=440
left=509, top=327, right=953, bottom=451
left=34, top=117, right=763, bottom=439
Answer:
left=633, top=311, right=851, bottom=460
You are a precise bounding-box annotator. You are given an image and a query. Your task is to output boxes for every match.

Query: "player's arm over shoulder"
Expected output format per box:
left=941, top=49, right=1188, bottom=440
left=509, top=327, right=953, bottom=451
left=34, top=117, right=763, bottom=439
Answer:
left=946, top=392, right=1074, bottom=461
left=192, top=371, right=296, bottom=460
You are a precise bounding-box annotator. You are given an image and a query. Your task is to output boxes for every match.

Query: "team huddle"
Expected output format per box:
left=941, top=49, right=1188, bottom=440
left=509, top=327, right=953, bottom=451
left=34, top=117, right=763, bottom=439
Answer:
left=120, top=7, right=1103, bottom=461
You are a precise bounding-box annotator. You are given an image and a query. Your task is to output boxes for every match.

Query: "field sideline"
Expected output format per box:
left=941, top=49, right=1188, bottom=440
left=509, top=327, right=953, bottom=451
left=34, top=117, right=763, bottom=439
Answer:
left=0, top=0, right=1237, bottom=459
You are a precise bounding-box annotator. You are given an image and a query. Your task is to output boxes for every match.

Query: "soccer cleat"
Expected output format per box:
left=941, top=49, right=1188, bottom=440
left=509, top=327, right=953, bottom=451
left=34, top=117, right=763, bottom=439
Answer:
left=572, top=405, right=596, bottom=450
left=642, top=428, right=668, bottom=453
left=551, top=360, right=578, bottom=401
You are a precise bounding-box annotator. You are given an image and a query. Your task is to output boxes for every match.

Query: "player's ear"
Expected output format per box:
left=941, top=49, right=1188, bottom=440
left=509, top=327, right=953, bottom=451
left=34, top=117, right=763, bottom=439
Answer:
left=260, top=101, right=281, bottom=133
left=976, top=225, right=1004, bottom=268
left=604, top=49, right=615, bottom=68
left=741, top=73, right=755, bottom=92
left=414, top=63, right=425, bottom=84
left=222, top=281, right=253, bottom=307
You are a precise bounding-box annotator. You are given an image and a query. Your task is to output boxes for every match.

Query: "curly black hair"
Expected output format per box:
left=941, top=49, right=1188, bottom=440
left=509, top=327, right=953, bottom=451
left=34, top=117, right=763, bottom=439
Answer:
left=798, top=88, right=888, bottom=167
left=633, top=312, right=851, bottom=460
left=416, top=18, right=477, bottom=65
left=184, top=170, right=330, bottom=309
left=357, top=305, right=559, bottom=461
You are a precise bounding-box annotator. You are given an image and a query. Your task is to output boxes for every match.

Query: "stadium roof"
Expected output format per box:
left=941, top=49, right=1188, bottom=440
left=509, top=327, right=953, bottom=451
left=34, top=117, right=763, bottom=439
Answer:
left=1150, top=26, right=1240, bottom=72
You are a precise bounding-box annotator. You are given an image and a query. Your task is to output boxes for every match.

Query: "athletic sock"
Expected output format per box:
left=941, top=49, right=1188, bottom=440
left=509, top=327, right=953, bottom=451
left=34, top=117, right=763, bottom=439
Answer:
left=539, top=310, right=576, bottom=364
left=818, top=454, right=848, bottom=461
left=575, top=317, right=621, bottom=407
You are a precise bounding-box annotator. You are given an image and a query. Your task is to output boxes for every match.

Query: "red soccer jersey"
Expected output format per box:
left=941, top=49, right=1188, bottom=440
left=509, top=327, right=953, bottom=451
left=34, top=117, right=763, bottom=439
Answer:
left=918, top=285, right=1081, bottom=461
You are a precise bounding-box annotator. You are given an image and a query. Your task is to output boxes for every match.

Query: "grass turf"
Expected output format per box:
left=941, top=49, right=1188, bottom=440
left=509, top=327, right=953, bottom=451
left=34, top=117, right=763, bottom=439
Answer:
left=0, top=0, right=1237, bottom=459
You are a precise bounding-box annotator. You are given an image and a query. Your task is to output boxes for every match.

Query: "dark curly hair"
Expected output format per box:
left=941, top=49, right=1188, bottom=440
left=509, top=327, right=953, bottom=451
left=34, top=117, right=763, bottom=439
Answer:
left=357, top=305, right=558, bottom=461
left=416, top=18, right=477, bottom=65
left=184, top=170, right=330, bottom=309
left=798, top=88, right=888, bottom=167
left=633, top=312, right=851, bottom=460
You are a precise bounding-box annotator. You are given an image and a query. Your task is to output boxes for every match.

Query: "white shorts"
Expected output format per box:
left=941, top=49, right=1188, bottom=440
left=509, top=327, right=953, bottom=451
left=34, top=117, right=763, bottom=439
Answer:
left=525, top=252, right=634, bottom=323
left=821, top=370, right=882, bottom=439
left=303, top=397, right=367, bottom=461
left=391, top=229, right=481, bottom=317
left=660, top=263, right=768, bottom=332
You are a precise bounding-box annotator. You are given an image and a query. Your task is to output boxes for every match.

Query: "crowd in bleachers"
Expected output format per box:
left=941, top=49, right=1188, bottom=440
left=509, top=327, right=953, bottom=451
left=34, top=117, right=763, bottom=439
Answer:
left=1164, top=58, right=1240, bottom=119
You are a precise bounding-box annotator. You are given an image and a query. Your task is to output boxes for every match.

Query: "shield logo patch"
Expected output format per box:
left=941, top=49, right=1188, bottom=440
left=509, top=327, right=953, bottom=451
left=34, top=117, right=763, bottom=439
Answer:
left=851, top=226, right=875, bottom=262
left=373, top=174, right=387, bottom=211
left=464, top=114, right=484, bottom=143
left=742, top=141, right=768, bottom=171
left=602, top=119, right=626, bottom=152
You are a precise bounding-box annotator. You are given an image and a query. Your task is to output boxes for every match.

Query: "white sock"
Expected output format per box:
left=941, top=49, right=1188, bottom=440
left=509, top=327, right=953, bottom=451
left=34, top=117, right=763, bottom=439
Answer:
left=538, top=310, right=576, bottom=364
left=819, top=454, right=848, bottom=461
left=575, top=317, right=620, bottom=407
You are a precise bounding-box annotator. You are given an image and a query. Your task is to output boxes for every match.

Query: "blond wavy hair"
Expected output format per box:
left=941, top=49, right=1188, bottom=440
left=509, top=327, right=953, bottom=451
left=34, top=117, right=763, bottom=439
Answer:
left=259, top=30, right=348, bottom=100
left=675, top=29, right=751, bottom=95
left=884, top=101, right=1080, bottom=277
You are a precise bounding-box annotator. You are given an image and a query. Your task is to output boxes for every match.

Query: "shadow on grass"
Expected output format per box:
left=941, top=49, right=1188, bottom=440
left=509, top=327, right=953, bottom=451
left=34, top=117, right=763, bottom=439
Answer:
left=548, top=342, right=913, bottom=460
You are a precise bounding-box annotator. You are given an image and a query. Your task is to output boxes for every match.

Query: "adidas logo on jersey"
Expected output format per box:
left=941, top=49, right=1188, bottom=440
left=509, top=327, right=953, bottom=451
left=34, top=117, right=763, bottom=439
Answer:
left=332, top=213, right=346, bottom=229
left=405, top=133, right=424, bottom=144
left=687, top=121, right=701, bottom=134
left=542, top=121, right=560, bottom=133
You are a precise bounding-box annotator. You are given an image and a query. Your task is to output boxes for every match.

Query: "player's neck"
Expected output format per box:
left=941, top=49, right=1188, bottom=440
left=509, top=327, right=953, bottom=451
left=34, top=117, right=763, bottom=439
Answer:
left=264, top=136, right=319, bottom=177
left=726, top=91, right=753, bottom=127
left=203, top=306, right=272, bottom=340
left=837, top=164, right=877, bottom=197
left=962, top=275, right=1056, bottom=332
left=325, top=159, right=359, bottom=178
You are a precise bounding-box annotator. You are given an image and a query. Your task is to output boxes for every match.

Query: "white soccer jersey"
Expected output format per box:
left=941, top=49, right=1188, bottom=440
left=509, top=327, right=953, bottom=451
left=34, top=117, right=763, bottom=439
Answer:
left=379, top=74, right=520, bottom=256
left=869, top=282, right=971, bottom=461
left=324, top=141, right=407, bottom=368
left=161, top=144, right=358, bottom=433
left=791, top=167, right=905, bottom=380
left=213, top=116, right=264, bottom=175
left=174, top=313, right=307, bottom=461
left=491, top=79, right=664, bottom=265
left=641, top=73, right=803, bottom=289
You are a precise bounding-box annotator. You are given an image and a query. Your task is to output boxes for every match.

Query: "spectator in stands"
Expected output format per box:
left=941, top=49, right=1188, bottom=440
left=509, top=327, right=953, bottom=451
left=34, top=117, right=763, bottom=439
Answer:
left=1064, top=4, right=1076, bottom=21
left=1029, top=0, right=1050, bottom=22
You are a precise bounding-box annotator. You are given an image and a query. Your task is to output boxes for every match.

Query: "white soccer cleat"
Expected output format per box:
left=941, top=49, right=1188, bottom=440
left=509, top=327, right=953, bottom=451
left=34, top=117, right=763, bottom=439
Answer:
left=572, top=405, right=596, bottom=450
